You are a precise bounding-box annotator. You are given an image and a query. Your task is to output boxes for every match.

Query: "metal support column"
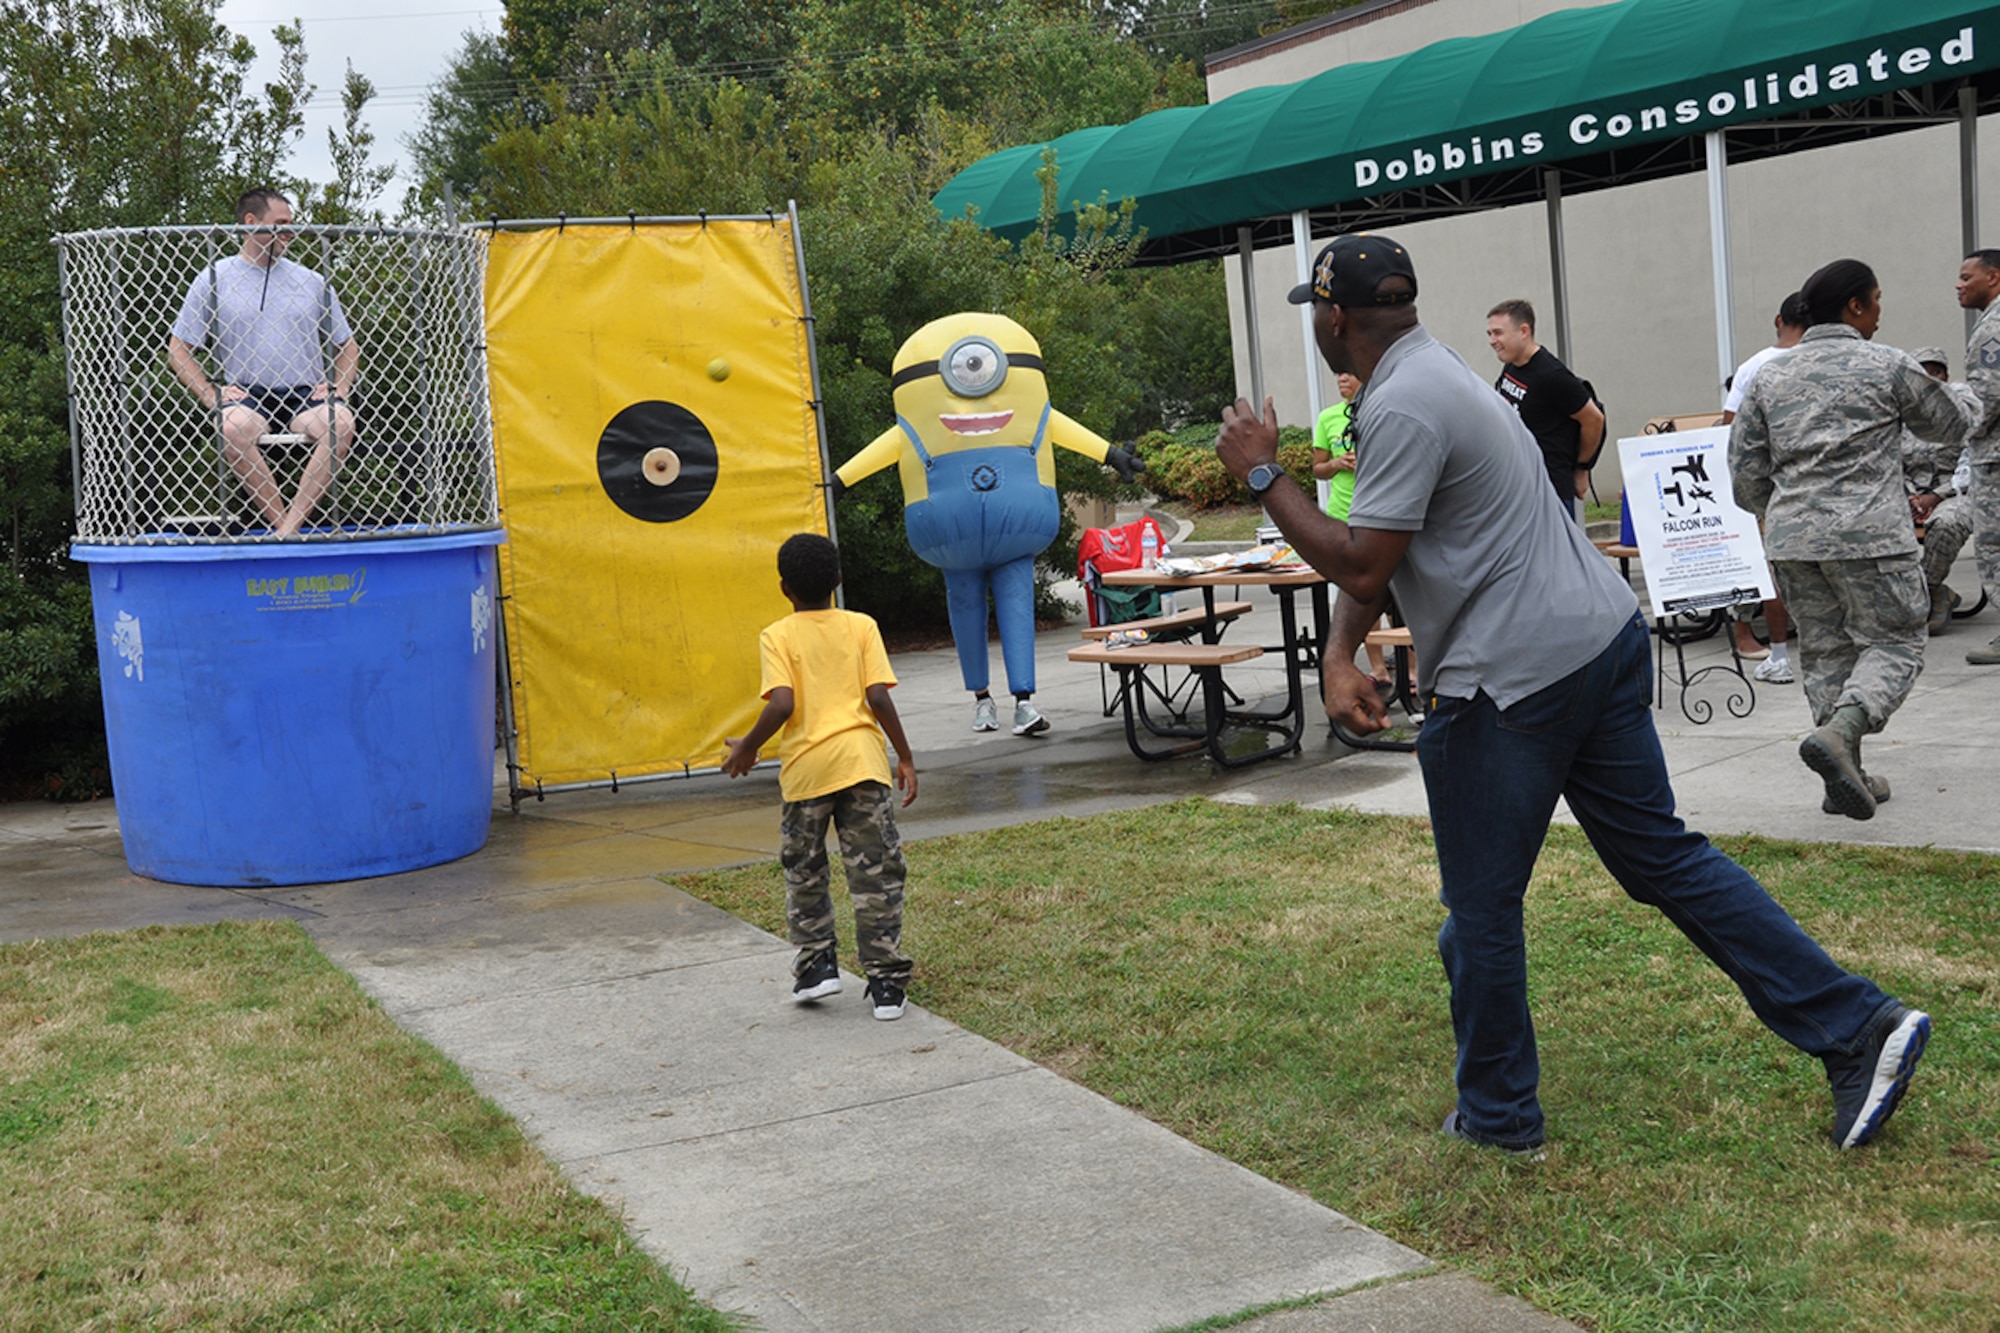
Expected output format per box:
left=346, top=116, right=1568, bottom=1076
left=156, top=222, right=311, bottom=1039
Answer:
left=1963, top=86, right=1981, bottom=341
left=1543, top=168, right=1574, bottom=365
left=1292, top=211, right=1324, bottom=423
left=1238, top=225, right=1265, bottom=407
left=1705, top=130, right=1737, bottom=392
left=1291, top=212, right=1333, bottom=510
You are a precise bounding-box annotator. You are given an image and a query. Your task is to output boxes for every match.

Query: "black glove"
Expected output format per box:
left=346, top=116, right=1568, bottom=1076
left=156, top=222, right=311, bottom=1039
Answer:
left=827, top=474, right=846, bottom=502
left=1105, top=446, right=1146, bottom=483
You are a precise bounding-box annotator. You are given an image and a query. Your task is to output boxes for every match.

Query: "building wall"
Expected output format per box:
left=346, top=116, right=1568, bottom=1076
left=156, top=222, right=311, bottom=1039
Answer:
left=1212, top=0, right=2000, bottom=501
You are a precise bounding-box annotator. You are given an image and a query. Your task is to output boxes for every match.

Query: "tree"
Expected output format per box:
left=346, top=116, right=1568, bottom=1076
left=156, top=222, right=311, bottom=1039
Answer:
left=311, top=62, right=395, bottom=225
left=474, top=78, right=808, bottom=220
left=1107, top=0, right=1290, bottom=67
left=782, top=0, right=1194, bottom=146
left=0, top=0, right=309, bottom=795
left=402, top=0, right=1235, bottom=631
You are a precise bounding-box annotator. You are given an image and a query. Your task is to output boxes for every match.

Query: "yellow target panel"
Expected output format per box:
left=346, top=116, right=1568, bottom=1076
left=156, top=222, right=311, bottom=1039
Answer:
left=486, top=220, right=828, bottom=786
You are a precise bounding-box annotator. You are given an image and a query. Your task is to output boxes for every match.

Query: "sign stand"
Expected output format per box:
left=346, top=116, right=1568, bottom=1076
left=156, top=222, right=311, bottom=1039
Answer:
left=1614, top=426, right=1776, bottom=723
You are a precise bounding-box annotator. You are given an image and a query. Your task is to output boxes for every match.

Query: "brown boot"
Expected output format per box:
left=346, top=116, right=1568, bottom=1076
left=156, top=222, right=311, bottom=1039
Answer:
left=1800, top=706, right=1875, bottom=820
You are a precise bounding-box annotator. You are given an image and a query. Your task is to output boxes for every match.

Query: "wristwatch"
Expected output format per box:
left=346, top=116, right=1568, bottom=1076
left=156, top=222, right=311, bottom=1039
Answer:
left=1246, top=462, right=1284, bottom=496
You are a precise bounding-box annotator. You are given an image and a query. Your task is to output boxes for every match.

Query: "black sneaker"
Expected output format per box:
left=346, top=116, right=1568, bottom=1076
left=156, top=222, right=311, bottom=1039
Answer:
left=792, top=950, right=842, bottom=1003
left=1826, top=1005, right=1930, bottom=1149
left=1441, top=1110, right=1545, bottom=1160
left=865, top=975, right=907, bottom=1021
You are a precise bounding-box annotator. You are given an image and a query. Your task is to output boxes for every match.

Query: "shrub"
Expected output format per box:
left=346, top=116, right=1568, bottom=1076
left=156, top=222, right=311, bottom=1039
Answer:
left=1136, top=423, right=1318, bottom=510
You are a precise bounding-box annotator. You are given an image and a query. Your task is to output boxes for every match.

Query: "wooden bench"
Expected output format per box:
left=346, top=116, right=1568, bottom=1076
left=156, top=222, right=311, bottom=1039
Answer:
left=1335, top=624, right=1421, bottom=754
left=1080, top=600, right=1255, bottom=720
left=1069, top=641, right=1289, bottom=767
left=1077, top=600, right=1253, bottom=640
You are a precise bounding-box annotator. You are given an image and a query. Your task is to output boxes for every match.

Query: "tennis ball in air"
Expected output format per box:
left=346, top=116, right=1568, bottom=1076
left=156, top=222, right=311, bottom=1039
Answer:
left=707, top=358, right=731, bottom=381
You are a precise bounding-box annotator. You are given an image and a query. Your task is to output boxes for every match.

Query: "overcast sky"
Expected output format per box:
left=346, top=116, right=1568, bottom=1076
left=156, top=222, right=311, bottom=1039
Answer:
left=218, top=1, right=505, bottom=204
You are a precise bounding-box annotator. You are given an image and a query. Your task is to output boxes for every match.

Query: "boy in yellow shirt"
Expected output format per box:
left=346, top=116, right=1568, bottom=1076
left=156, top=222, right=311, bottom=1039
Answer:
left=723, top=534, right=919, bottom=1019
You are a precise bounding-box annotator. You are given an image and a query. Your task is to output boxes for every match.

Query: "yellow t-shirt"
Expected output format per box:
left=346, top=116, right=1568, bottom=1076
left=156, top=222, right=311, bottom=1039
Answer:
left=758, top=609, right=897, bottom=802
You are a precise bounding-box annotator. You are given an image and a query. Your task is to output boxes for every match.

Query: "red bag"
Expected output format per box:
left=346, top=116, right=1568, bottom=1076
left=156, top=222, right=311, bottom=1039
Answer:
left=1076, top=518, right=1166, bottom=627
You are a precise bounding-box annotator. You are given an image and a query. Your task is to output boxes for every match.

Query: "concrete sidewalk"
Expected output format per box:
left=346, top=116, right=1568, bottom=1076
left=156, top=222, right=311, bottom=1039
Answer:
left=7, top=547, right=1996, bottom=1331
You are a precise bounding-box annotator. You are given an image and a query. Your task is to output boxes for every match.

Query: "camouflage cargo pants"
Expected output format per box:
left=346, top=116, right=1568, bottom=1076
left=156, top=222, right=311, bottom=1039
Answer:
left=1972, top=449, right=2000, bottom=602
left=1922, top=492, right=1973, bottom=590
left=1770, top=554, right=1926, bottom=732
left=780, top=780, right=911, bottom=984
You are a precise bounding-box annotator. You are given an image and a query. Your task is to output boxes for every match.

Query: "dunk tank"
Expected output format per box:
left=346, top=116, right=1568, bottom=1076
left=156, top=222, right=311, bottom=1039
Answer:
left=57, top=224, right=503, bottom=885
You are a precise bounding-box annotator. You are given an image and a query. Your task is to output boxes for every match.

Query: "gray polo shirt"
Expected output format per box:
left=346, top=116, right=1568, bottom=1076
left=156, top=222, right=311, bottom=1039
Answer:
left=172, top=255, right=353, bottom=390
left=1346, top=326, right=1636, bottom=708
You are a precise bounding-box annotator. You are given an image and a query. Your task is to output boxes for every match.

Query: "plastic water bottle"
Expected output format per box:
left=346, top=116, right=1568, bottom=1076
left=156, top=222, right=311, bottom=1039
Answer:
left=1141, top=526, right=1159, bottom=570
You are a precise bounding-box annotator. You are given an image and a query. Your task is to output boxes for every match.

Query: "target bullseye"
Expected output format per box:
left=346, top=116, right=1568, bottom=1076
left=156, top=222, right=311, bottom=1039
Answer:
left=596, top=401, right=718, bottom=522
left=642, top=447, right=682, bottom=486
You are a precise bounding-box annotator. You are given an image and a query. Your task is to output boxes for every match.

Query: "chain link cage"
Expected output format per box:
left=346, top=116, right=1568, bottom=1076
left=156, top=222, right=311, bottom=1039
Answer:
left=56, top=225, right=499, bottom=545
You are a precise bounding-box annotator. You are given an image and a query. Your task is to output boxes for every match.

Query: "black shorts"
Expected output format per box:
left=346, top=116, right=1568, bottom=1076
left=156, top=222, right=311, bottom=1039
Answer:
left=237, top=385, right=337, bottom=428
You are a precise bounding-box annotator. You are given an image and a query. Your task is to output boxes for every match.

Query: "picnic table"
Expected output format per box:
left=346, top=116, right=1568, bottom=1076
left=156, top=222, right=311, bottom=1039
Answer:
left=1075, top=565, right=1329, bottom=767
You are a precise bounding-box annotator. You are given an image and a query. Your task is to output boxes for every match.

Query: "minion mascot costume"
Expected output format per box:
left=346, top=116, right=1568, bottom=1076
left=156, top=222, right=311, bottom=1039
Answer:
left=831, top=313, right=1143, bottom=736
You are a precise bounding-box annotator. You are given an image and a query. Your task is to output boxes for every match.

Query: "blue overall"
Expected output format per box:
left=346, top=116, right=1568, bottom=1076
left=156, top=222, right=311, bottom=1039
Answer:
left=899, top=405, right=1059, bottom=695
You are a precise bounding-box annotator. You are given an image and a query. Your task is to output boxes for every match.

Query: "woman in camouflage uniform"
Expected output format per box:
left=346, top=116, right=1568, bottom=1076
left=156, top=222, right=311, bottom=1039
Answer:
left=1730, top=259, right=1979, bottom=820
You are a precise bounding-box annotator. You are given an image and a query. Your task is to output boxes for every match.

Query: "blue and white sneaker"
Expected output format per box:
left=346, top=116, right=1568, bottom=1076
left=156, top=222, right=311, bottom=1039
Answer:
left=972, top=697, right=999, bottom=732
left=1827, top=1005, right=1930, bottom=1149
left=1012, top=701, right=1050, bottom=736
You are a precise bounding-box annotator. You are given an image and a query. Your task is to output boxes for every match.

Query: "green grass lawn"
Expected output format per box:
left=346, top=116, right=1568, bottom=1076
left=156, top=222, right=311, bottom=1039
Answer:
left=0, top=921, right=737, bottom=1332
left=1162, top=502, right=1269, bottom=542
left=677, top=801, right=2000, bottom=1333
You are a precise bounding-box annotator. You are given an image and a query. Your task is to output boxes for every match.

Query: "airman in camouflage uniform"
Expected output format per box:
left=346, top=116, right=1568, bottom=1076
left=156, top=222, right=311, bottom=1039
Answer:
left=1954, top=250, right=2000, bottom=664
left=1731, top=261, right=1977, bottom=820
left=1899, top=347, right=1974, bottom=634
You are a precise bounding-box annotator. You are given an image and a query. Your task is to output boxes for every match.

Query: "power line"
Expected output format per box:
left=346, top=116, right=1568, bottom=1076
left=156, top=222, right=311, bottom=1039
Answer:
left=223, top=7, right=500, bottom=25
left=394, top=0, right=1283, bottom=111
left=278, top=1, right=1290, bottom=117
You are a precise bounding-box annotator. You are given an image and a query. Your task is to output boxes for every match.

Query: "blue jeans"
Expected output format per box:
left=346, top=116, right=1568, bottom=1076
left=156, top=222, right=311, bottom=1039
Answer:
left=1415, top=613, right=1897, bottom=1146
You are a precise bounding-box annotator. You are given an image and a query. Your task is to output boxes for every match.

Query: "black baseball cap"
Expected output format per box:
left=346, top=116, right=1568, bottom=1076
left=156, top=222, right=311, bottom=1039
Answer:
left=1286, top=234, right=1418, bottom=307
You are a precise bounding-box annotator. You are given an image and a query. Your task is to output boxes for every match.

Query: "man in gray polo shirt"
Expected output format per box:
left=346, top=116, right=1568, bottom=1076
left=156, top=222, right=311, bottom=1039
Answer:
left=167, top=187, right=359, bottom=537
left=1215, top=233, right=1927, bottom=1155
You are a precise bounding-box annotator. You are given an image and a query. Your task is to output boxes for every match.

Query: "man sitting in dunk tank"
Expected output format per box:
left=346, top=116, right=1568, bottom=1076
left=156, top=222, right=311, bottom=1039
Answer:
left=166, top=187, right=360, bottom=538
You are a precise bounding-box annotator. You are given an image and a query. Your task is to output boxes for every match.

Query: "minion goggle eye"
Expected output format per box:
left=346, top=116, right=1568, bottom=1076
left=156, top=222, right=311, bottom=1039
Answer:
left=889, top=338, right=1044, bottom=393
left=941, top=336, right=1007, bottom=396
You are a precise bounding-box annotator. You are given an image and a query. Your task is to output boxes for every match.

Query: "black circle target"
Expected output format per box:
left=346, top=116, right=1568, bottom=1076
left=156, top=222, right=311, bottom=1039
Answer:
left=596, top=401, right=719, bottom=523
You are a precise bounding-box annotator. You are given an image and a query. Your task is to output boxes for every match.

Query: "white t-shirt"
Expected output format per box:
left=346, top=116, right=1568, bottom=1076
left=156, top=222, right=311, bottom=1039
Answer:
left=1722, top=344, right=1791, bottom=415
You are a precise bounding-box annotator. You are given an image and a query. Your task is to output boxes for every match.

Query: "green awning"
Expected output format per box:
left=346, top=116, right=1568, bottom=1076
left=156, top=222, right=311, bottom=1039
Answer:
left=934, top=0, right=2000, bottom=261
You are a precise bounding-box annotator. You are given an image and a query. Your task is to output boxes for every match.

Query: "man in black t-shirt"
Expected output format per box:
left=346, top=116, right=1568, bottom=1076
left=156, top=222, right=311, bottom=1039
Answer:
left=1487, top=299, right=1605, bottom=518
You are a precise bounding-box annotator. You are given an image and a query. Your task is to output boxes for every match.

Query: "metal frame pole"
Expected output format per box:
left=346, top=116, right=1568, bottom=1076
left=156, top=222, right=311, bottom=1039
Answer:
left=790, top=200, right=838, bottom=563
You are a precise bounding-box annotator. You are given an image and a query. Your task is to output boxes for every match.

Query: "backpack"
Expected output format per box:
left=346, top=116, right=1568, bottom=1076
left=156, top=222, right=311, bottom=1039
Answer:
left=1076, top=518, right=1167, bottom=627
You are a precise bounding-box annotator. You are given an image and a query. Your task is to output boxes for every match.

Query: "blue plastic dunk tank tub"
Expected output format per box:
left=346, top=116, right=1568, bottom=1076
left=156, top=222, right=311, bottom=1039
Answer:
left=72, top=531, right=504, bottom=886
